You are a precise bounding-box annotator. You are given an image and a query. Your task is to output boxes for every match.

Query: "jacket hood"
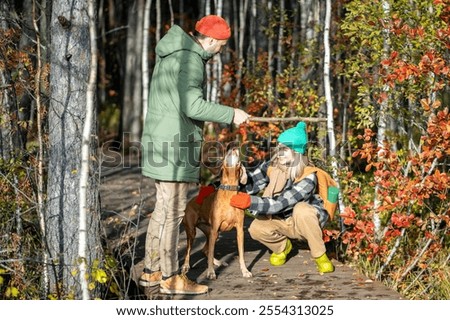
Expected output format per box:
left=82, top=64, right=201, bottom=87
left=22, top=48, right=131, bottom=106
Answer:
left=155, top=25, right=214, bottom=61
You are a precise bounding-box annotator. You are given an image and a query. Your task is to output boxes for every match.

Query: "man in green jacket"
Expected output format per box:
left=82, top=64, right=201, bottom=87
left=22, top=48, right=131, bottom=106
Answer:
left=139, top=15, right=250, bottom=295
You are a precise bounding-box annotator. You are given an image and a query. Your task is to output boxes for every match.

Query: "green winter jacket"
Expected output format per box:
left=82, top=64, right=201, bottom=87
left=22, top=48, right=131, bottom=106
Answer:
left=141, top=25, right=234, bottom=182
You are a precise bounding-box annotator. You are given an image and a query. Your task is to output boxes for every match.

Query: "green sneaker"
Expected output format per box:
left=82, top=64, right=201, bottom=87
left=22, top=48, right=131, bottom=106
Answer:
left=315, top=253, right=335, bottom=273
left=270, top=238, right=292, bottom=266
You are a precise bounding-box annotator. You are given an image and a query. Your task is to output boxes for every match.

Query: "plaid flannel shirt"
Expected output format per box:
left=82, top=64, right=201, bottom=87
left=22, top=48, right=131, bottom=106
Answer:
left=243, top=161, right=329, bottom=227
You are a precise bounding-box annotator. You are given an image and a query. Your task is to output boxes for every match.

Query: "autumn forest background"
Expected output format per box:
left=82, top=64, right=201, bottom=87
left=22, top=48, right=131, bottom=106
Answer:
left=0, top=0, right=449, bottom=299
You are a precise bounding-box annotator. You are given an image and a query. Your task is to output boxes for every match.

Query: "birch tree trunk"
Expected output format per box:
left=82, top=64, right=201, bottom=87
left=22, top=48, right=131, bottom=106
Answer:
left=373, top=0, right=391, bottom=239
left=204, top=0, right=226, bottom=104
left=323, top=0, right=345, bottom=219
left=323, top=0, right=335, bottom=158
left=78, top=0, right=99, bottom=300
left=47, top=0, right=102, bottom=298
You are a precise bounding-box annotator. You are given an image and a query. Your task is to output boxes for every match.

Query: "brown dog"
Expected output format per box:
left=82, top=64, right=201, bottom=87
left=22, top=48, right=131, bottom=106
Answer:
left=181, top=147, right=252, bottom=279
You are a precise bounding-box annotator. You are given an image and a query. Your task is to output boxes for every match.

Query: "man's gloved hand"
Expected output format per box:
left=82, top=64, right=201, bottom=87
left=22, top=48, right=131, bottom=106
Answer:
left=233, top=109, right=250, bottom=125
left=230, top=193, right=251, bottom=209
left=195, top=185, right=215, bottom=205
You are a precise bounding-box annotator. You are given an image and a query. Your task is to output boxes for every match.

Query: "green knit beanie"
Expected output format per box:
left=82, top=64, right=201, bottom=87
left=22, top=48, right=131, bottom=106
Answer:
left=277, top=122, right=308, bottom=154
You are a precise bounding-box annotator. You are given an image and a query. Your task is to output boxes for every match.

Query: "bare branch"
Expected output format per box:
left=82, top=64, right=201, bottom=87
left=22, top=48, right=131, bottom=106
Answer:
left=248, top=116, right=327, bottom=123
left=376, top=228, right=406, bottom=280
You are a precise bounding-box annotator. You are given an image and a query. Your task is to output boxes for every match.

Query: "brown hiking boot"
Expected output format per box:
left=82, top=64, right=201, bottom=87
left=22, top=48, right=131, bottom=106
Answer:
left=160, top=274, right=208, bottom=295
left=138, top=271, right=162, bottom=287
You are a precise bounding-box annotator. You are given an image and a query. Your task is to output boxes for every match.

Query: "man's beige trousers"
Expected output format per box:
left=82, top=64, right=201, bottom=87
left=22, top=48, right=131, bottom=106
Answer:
left=144, top=180, right=191, bottom=278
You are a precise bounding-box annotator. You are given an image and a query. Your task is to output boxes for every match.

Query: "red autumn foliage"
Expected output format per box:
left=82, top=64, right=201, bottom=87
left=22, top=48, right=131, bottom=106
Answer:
left=338, top=107, right=449, bottom=269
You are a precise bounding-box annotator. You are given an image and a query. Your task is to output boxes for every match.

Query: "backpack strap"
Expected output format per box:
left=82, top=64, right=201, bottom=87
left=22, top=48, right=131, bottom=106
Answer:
left=297, top=166, right=338, bottom=220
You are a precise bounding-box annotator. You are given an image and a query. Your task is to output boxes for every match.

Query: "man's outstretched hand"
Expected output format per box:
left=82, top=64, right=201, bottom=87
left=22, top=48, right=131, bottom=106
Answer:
left=233, top=109, right=250, bottom=125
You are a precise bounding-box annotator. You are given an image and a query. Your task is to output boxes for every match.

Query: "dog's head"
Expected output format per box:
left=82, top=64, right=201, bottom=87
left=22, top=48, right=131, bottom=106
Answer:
left=221, top=147, right=247, bottom=186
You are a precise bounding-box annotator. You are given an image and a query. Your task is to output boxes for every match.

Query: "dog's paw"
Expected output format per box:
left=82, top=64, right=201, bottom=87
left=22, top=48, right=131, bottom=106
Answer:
left=206, top=270, right=217, bottom=280
left=242, top=270, right=252, bottom=278
left=181, top=264, right=190, bottom=274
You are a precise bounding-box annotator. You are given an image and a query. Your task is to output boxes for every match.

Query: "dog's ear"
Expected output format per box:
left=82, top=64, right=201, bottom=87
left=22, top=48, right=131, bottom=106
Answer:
left=239, top=166, right=248, bottom=185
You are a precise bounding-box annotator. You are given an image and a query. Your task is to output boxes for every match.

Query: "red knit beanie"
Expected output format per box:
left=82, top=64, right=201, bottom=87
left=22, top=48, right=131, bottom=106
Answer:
left=195, top=15, right=231, bottom=40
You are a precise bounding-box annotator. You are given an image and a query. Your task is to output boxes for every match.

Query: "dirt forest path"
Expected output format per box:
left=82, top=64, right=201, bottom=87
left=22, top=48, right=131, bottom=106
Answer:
left=99, top=155, right=403, bottom=300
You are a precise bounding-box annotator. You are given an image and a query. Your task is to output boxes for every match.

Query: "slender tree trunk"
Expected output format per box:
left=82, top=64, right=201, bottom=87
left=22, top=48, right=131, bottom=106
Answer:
left=31, top=0, right=49, bottom=298
left=250, top=0, right=268, bottom=73
left=235, top=0, right=248, bottom=103
left=78, top=0, right=99, bottom=300
left=323, top=0, right=345, bottom=218
left=267, top=0, right=275, bottom=105
left=374, top=0, right=391, bottom=239
left=122, top=0, right=144, bottom=145
left=204, top=0, right=213, bottom=102
left=98, top=0, right=107, bottom=105
left=276, top=0, right=285, bottom=76
left=168, top=0, right=174, bottom=26
left=289, top=1, right=300, bottom=82
left=142, top=0, right=153, bottom=122
left=179, top=0, right=184, bottom=26
left=247, top=0, right=257, bottom=73
left=155, top=0, right=161, bottom=42
left=323, top=0, right=335, bottom=157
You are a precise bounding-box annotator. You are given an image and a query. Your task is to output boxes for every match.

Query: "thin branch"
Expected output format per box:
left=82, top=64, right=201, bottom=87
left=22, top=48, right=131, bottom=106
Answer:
left=32, top=0, right=49, bottom=298
left=101, top=25, right=129, bottom=37
left=399, top=237, right=433, bottom=282
left=376, top=228, right=405, bottom=280
left=443, top=252, right=450, bottom=268
left=0, top=171, right=34, bottom=202
left=425, top=157, right=439, bottom=177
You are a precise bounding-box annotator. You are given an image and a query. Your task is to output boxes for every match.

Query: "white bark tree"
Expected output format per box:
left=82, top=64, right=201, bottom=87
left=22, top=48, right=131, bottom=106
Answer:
left=78, top=0, right=99, bottom=300
left=323, top=0, right=335, bottom=158
left=373, top=0, right=391, bottom=239
left=323, top=0, right=345, bottom=220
